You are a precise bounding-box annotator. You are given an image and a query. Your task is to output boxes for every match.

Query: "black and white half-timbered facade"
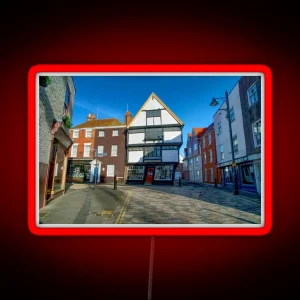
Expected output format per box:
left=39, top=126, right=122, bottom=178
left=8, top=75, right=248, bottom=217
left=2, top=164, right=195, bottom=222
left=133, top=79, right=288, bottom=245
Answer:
left=125, top=92, right=184, bottom=185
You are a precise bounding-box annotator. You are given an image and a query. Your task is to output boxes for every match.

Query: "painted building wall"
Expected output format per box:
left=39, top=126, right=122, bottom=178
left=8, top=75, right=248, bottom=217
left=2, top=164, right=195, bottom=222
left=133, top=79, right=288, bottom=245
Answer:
left=126, top=93, right=183, bottom=183
left=238, top=76, right=262, bottom=156
left=214, top=82, right=246, bottom=165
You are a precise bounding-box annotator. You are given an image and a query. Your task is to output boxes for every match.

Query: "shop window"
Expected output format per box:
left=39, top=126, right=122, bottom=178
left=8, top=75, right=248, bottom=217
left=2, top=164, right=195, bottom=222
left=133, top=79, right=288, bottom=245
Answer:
left=68, top=164, right=84, bottom=178
left=127, top=166, right=145, bottom=180
left=224, top=167, right=233, bottom=183
left=204, top=169, right=207, bottom=181
left=154, top=165, right=173, bottom=180
left=241, top=164, right=255, bottom=185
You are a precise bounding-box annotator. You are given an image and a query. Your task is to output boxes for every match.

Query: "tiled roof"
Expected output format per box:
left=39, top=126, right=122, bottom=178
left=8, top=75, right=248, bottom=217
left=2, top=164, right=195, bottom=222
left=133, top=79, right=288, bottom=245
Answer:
left=196, top=128, right=207, bottom=138
left=72, top=118, right=125, bottom=129
left=193, top=127, right=206, bottom=136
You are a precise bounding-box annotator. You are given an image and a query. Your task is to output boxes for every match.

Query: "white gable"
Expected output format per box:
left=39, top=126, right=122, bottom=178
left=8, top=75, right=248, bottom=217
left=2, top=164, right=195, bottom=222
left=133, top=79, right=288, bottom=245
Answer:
left=161, top=109, right=179, bottom=125
left=130, top=111, right=146, bottom=127
left=143, top=97, right=164, bottom=110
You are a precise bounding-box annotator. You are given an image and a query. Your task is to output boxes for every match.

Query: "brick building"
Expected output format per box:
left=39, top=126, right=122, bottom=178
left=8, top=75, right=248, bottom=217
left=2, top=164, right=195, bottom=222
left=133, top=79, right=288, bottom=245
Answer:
left=68, top=112, right=129, bottom=184
left=39, top=76, right=76, bottom=208
left=199, top=123, right=222, bottom=184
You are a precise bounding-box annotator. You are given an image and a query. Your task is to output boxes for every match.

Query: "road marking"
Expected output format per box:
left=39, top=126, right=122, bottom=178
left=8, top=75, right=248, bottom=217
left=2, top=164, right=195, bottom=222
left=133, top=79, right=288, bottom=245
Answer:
left=115, top=191, right=132, bottom=224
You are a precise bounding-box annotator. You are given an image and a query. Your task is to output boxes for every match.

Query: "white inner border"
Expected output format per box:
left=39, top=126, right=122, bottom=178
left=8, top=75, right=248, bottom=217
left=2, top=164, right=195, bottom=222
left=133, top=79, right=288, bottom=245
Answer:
left=36, top=72, right=264, bottom=228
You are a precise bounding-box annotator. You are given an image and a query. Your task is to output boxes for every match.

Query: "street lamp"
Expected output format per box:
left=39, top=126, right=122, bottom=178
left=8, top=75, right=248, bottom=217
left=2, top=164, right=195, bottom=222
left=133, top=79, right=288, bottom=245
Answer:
left=210, top=90, right=239, bottom=195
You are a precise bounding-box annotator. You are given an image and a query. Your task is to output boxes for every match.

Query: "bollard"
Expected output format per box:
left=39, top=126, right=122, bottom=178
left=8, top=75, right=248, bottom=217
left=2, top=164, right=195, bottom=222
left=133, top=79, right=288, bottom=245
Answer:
left=114, top=175, right=118, bottom=190
left=215, top=178, right=217, bottom=188
left=179, top=177, right=181, bottom=187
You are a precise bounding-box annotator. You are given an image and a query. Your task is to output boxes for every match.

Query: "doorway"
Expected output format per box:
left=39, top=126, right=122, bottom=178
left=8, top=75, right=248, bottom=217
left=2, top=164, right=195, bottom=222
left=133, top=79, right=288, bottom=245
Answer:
left=145, top=167, right=154, bottom=185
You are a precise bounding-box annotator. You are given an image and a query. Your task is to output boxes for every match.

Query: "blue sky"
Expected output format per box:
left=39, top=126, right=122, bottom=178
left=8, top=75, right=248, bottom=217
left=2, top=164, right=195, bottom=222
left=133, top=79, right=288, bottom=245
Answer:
left=72, top=75, right=240, bottom=155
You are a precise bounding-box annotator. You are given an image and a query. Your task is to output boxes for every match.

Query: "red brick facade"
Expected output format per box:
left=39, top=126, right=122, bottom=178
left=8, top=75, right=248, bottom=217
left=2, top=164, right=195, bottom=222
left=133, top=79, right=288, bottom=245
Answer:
left=200, top=123, right=222, bottom=184
left=67, top=113, right=127, bottom=184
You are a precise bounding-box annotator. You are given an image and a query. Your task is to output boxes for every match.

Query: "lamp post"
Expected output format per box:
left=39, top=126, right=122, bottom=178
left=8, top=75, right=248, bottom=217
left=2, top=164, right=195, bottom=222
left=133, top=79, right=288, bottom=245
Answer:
left=210, top=90, right=239, bottom=195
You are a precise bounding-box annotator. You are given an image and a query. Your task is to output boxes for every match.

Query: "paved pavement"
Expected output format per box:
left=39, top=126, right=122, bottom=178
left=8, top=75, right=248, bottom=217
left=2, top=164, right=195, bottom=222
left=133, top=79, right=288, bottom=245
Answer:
left=39, top=183, right=125, bottom=224
left=39, top=182, right=261, bottom=225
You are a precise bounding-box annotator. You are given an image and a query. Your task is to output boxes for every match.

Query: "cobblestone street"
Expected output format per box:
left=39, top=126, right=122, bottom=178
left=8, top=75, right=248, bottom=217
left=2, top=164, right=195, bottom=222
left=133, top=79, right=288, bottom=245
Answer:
left=109, top=184, right=261, bottom=225
left=39, top=183, right=261, bottom=225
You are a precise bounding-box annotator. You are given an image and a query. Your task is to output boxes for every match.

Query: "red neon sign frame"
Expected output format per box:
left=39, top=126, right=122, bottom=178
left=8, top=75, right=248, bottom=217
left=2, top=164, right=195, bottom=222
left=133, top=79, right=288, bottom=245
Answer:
left=28, top=64, right=272, bottom=236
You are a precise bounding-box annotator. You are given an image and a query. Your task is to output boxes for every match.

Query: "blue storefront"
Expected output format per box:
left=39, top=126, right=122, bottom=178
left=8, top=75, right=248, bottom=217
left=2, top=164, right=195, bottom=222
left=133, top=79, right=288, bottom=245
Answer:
left=219, top=155, right=259, bottom=193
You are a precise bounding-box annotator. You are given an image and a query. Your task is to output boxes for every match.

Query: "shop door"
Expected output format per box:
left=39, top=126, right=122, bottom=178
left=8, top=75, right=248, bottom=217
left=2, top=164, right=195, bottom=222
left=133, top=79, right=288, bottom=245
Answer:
left=145, top=167, right=154, bottom=184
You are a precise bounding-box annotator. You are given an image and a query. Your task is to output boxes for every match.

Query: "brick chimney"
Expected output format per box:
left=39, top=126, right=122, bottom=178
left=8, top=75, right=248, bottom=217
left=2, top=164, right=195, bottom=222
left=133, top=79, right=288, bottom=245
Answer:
left=125, top=111, right=133, bottom=125
left=87, top=113, right=96, bottom=121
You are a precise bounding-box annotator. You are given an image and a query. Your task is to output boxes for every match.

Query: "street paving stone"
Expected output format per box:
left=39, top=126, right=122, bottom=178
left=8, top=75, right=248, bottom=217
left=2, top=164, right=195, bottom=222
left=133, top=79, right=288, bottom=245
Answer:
left=109, top=185, right=261, bottom=225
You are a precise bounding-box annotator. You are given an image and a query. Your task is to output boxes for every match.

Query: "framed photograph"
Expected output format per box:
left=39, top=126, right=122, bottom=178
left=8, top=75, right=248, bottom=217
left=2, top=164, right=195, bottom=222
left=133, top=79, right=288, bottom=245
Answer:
left=28, top=64, right=272, bottom=236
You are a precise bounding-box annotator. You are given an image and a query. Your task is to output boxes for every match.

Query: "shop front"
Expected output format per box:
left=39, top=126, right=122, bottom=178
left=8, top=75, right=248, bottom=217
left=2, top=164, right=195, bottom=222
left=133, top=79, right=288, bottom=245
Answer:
left=220, top=160, right=258, bottom=193
left=126, top=164, right=175, bottom=185
left=67, top=159, right=92, bottom=183
left=238, top=162, right=257, bottom=192
left=47, top=141, right=69, bottom=200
